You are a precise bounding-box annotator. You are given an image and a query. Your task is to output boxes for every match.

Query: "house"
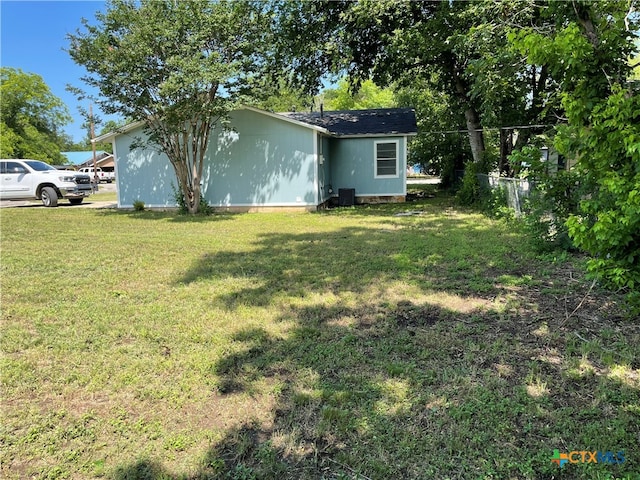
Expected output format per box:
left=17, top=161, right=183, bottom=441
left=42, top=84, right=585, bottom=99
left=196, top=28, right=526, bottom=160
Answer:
left=93, top=106, right=417, bottom=211
left=61, top=151, right=115, bottom=173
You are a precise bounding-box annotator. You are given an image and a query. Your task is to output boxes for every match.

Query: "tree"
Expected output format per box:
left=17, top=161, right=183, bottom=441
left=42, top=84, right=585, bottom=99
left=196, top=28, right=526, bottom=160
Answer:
left=321, top=77, right=396, bottom=110
left=68, top=0, right=269, bottom=213
left=272, top=1, right=561, bottom=174
left=0, top=67, right=71, bottom=163
left=395, top=77, right=471, bottom=187
left=252, top=77, right=312, bottom=113
left=510, top=1, right=640, bottom=301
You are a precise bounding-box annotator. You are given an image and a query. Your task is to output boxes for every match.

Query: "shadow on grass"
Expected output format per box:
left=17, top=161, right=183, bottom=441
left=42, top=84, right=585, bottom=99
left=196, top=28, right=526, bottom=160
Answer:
left=114, top=200, right=637, bottom=479
left=97, top=208, right=239, bottom=223
left=175, top=214, right=534, bottom=308
left=112, top=299, right=638, bottom=479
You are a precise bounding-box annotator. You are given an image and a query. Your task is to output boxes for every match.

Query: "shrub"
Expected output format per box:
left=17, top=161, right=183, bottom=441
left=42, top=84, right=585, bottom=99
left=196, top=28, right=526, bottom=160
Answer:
left=561, top=87, right=640, bottom=306
left=482, top=185, right=515, bottom=221
left=457, top=161, right=484, bottom=206
left=523, top=170, right=582, bottom=252
left=171, top=184, right=212, bottom=215
left=508, top=145, right=582, bottom=252
left=133, top=200, right=145, bottom=211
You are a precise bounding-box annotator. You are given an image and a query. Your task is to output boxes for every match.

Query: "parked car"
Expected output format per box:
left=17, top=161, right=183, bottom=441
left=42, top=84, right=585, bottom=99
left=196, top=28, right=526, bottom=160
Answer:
left=0, top=159, right=93, bottom=207
left=77, top=166, right=113, bottom=183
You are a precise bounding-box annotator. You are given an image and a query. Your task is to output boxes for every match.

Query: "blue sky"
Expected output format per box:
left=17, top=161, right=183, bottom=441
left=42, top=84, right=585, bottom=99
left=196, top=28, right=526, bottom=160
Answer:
left=1, top=0, right=112, bottom=143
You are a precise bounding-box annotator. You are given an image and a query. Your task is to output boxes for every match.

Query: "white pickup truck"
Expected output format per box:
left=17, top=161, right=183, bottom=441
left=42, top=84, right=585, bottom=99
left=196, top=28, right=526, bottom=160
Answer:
left=0, top=159, right=93, bottom=207
left=77, top=166, right=114, bottom=183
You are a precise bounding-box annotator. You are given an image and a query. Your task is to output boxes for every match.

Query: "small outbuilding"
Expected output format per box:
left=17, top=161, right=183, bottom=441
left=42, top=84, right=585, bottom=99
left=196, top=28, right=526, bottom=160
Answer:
left=94, top=106, right=417, bottom=211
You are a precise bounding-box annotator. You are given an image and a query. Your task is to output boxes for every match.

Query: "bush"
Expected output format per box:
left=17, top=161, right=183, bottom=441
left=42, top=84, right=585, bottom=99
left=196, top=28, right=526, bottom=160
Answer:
left=561, top=87, right=640, bottom=306
left=133, top=200, right=145, bottom=211
left=522, top=170, right=582, bottom=252
left=482, top=185, right=515, bottom=221
left=457, top=161, right=484, bottom=206
left=507, top=145, right=582, bottom=252
left=171, top=184, right=212, bottom=215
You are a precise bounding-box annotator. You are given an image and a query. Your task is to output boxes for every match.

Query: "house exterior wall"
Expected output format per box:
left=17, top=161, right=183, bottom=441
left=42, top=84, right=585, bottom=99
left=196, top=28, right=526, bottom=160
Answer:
left=113, top=128, right=175, bottom=208
left=204, top=109, right=317, bottom=208
left=317, top=134, right=332, bottom=204
left=114, top=109, right=318, bottom=209
left=112, top=109, right=412, bottom=210
left=329, top=136, right=407, bottom=200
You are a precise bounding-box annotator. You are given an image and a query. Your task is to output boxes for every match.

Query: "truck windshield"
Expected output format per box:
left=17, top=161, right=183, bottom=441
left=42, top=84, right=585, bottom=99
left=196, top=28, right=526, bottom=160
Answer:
left=25, top=160, right=58, bottom=172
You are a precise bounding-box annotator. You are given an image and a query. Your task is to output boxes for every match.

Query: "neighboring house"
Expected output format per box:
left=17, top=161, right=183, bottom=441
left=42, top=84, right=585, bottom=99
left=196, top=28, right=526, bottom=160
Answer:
left=540, top=147, right=569, bottom=173
left=61, top=151, right=115, bottom=171
left=93, top=106, right=417, bottom=211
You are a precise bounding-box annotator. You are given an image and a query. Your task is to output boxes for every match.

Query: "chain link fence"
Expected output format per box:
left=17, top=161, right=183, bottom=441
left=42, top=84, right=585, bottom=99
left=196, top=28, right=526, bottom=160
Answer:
left=476, top=174, right=534, bottom=217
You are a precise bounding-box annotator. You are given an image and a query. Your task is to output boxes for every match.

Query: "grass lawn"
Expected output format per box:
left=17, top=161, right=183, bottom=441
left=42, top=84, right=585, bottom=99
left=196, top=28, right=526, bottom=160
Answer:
left=1, top=188, right=638, bottom=480
left=90, top=190, right=118, bottom=203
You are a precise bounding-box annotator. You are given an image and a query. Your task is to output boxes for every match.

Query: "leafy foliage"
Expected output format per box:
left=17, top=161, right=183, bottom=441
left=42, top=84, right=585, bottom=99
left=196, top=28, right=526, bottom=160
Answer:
left=321, top=78, right=396, bottom=111
left=68, top=0, right=269, bottom=213
left=395, top=78, right=472, bottom=187
left=0, top=67, right=71, bottom=163
left=252, top=78, right=312, bottom=113
left=171, top=183, right=211, bottom=216
left=564, top=88, right=640, bottom=294
left=509, top=2, right=640, bottom=303
left=512, top=145, right=583, bottom=252
left=457, top=161, right=485, bottom=207
left=273, top=0, right=565, bottom=184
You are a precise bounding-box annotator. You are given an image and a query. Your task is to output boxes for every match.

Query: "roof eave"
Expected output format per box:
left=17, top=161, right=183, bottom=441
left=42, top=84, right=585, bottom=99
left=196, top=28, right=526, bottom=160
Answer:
left=92, top=106, right=334, bottom=142
left=331, top=132, right=418, bottom=138
left=243, top=106, right=331, bottom=135
left=92, top=120, right=145, bottom=144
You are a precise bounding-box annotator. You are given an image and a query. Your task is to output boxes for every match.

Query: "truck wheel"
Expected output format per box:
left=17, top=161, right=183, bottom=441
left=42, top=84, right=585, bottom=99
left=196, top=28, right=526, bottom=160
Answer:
left=69, top=198, right=84, bottom=205
left=41, top=187, right=58, bottom=207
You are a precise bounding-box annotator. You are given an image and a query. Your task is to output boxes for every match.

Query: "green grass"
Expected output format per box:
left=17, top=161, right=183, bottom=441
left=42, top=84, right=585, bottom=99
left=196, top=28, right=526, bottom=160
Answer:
left=90, top=190, right=117, bottom=202
left=1, top=189, right=638, bottom=480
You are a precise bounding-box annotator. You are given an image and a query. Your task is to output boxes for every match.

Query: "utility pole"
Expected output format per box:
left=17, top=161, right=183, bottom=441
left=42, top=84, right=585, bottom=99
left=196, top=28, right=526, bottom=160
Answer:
left=90, top=103, right=98, bottom=189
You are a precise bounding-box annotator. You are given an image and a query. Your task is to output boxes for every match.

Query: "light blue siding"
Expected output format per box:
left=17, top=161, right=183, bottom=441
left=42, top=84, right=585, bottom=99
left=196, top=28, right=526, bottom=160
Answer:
left=113, top=108, right=409, bottom=209
left=114, top=128, right=175, bottom=208
left=204, top=110, right=316, bottom=207
left=115, top=109, right=317, bottom=208
left=318, top=134, right=332, bottom=203
left=329, top=136, right=406, bottom=197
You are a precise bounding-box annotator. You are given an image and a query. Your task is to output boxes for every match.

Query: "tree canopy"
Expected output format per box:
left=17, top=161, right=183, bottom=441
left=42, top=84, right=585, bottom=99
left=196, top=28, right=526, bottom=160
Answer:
left=270, top=0, right=639, bottom=300
left=68, top=0, right=270, bottom=213
left=321, top=78, right=396, bottom=111
left=0, top=67, right=71, bottom=163
left=271, top=0, right=567, bottom=174
left=510, top=0, right=639, bottom=297
left=66, top=0, right=639, bottom=296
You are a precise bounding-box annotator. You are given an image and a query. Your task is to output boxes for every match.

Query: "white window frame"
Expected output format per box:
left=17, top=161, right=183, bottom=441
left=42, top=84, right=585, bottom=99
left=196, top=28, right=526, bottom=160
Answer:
left=374, top=140, right=399, bottom=179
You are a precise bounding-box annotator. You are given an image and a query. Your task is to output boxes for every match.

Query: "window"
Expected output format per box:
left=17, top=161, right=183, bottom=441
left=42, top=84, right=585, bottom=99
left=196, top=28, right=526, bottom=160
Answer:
left=375, top=141, right=398, bottom=178
left=1, top=161, right=27, bottom=174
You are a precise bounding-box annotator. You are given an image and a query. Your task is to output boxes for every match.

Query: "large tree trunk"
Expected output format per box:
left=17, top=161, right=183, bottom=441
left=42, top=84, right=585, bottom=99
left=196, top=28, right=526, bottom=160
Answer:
left=447, top=55, right=486, bottom=164
left=464, top=106, right=485, bottom=164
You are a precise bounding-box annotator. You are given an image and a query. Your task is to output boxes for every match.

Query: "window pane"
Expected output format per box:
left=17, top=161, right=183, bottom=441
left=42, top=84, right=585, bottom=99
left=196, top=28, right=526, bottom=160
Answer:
left=7, top=162, right=26, bottom=173
left=376, top=142, right=397, bottom=176
left=377, top=143, right=396, bottom=158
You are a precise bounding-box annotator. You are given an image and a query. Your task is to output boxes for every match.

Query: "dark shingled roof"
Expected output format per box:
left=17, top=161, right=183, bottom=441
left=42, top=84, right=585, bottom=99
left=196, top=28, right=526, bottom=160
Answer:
left=281, top=108, right=417, bottom=136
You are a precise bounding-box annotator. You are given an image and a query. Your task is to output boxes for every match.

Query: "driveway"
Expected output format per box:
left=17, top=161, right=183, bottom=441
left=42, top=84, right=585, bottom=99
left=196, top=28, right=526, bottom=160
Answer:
left=407, top=177, right=441, bottom=185
left=0, top=199, right=117, bottom=209
left=0, top=183, right=117, bottom=209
